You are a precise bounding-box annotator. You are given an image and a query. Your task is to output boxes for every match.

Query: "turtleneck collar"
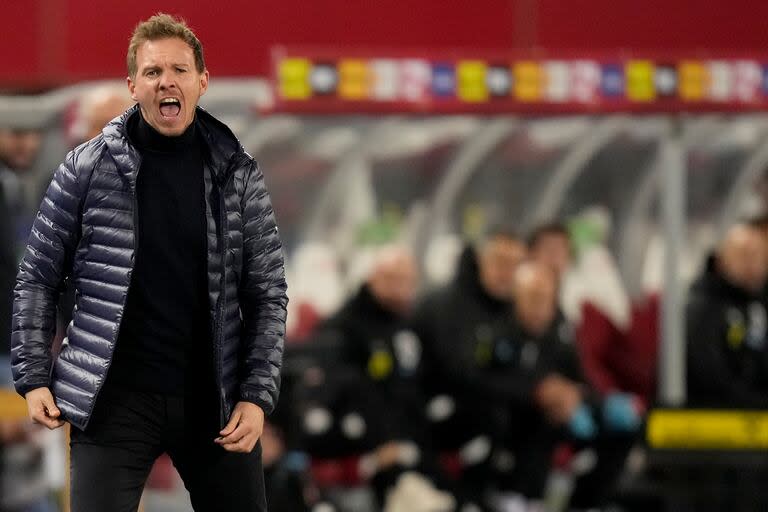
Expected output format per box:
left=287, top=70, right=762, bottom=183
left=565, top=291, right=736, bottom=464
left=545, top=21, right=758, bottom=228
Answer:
left=130, top=111, right=198, bottom=153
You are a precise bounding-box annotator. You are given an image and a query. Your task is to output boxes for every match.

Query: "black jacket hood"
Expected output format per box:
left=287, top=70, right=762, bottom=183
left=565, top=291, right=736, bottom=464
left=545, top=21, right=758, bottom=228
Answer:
left=454, top=244, right=509, bottom=313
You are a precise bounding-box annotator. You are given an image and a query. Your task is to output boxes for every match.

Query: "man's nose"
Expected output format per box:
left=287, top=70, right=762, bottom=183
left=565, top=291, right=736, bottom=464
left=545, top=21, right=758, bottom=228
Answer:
left=159, top=72, right=177, bottom=90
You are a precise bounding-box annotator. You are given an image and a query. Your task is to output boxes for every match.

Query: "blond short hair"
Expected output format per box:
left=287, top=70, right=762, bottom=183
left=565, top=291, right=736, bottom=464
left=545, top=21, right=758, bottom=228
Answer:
left=127, top=13, right=205, bottom=79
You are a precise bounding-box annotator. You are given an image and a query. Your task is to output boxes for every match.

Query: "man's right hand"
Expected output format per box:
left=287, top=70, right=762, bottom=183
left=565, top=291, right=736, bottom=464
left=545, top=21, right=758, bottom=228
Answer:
left=24, top=387, right=64, bottom=430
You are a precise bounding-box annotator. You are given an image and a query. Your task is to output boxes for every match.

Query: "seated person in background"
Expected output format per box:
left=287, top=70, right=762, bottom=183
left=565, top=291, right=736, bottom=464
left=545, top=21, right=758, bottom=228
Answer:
left=527, top=222, right=577, bottom=344
left=498, top=261, right=590, bottom=502
left=0, top=127, right=43, bottom=258
left=411, top=229, right=527, bottom=503
left=687, top=222, right=768, bottom=408
left=70, top=85, right=134, bottom=146
left=302, top=246, right=444, bottom=505
left=506, top=262, right=639, bottom=509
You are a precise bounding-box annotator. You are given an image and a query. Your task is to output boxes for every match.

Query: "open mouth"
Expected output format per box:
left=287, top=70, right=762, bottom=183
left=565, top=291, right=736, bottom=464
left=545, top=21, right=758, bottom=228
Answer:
left=159, top=98, right=181, bottom=118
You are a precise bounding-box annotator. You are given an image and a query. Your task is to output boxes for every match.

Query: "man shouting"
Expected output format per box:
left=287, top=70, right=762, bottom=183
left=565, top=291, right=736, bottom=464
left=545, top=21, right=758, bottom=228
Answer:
left=11, top=13, right=287, bottom=511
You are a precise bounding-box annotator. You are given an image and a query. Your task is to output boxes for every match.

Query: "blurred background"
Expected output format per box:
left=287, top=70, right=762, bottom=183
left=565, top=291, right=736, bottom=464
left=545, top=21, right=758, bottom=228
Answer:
left=3, top=1, right=768, bottom=511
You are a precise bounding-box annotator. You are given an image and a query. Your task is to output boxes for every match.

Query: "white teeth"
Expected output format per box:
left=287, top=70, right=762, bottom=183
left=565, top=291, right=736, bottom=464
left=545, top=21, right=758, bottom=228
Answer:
left=160, top=98, right=180, bottom=105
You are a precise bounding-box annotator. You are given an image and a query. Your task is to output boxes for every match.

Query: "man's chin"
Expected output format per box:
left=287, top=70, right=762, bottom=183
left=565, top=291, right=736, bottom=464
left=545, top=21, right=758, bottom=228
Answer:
left=154, top=118, right=187, bottom=136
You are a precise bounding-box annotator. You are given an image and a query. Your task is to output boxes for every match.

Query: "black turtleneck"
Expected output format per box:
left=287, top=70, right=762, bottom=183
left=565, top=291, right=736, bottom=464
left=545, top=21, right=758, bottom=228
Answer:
left=108, top=112, right=211, bottom=396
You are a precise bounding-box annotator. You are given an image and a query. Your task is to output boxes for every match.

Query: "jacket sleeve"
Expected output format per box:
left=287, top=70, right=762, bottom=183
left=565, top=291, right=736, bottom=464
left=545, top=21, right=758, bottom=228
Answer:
left=238, top=159, right=288, bottom=415
left=12, top=149, right=88, bottom=397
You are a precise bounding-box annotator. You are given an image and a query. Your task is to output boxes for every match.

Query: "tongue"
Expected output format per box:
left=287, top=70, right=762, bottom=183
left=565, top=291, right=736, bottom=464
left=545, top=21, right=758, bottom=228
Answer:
left=160, top=103, right=181, bottom=117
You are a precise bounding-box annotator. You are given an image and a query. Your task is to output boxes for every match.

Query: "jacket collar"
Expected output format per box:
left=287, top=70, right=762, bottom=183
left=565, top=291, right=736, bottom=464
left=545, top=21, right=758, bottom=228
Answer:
left=691, top=253, right=759, bottom=304
left=102, top=104, right=246, bottom=183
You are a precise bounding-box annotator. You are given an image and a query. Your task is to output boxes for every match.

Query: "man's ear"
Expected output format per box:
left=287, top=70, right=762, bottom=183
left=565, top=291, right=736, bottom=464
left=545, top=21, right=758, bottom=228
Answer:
left=127, top=76, right=138, bottom=101
left=199, top=70, right=210, bottom=97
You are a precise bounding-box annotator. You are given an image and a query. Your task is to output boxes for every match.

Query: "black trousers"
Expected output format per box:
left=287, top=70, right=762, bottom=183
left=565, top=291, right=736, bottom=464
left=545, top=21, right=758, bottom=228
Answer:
left=69, top=387, right=267, bottom=512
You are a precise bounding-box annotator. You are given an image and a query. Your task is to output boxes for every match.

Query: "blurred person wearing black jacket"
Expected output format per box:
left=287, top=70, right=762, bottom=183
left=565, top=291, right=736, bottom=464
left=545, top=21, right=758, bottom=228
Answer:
left=502, top=262, right=639, bottom=508
left=324, top=247, right=424, bottom=426
left=411, top=230, right=527, bottom=504
left=0, top=128, right=43, bottom=260
left=682, top=223, right=768, bottom=511
left=413, top=230, right=527, bottom=410
left=488, top=261, right=592, bottom=501
left=687, top=223, right=768, bottom=408
left=302, top=247, right=445, bottom=505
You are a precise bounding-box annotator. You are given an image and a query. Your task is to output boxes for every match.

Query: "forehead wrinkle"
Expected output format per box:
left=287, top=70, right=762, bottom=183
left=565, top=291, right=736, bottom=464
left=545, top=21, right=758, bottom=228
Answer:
left=137, top=44, right=195, bottom=63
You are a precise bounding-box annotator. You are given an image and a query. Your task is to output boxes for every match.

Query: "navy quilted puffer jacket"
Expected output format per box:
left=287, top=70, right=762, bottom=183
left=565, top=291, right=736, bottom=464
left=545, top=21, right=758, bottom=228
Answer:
left=11, top=105, right=288, bottom=431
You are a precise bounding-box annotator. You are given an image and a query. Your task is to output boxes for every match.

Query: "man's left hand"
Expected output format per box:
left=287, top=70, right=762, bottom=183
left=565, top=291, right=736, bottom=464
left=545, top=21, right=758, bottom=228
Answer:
left=215, top=402, right=264, bottom=453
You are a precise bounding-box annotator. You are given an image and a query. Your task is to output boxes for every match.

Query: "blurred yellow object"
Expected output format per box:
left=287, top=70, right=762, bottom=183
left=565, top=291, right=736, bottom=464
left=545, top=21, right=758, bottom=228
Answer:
left=338, top=60, right=371, bottom=100
left=457, top=61, right=489, bottom=102
left=647, top=409, right=768, bottom=450
left=279, top=58, right=312, bottom=100
left=626, top=60, right=656, bottom=102
left=513, top=61, right=544, bottom=102
left=727, top=321, right=746, bottom=349
left=0, top=388, right=27, bottom=420
left=367, top=349, right=394, bottom=381
left=678, top=61, right=709, bottom=101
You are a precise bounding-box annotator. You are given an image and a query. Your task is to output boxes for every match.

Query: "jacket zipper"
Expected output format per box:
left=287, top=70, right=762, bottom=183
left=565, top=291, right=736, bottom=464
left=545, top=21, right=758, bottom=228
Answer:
left=215, top=156, right=240, bottom=428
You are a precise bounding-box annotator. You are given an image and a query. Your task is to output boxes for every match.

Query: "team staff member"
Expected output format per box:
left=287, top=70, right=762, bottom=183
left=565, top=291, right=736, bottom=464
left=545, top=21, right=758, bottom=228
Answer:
left=308, top=248, right=433, bottom=503
left=504, top=262, right=639, bottom=507
left=412, top=230, right=527, bottom=503
left=686, top=223, right=768, bottom=407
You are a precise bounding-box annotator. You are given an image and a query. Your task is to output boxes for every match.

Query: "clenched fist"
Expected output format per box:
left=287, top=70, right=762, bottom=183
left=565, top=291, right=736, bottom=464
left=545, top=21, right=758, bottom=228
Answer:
left=24, top=387, right=65, bottom=430
left=215, top=402, right=264, bottom=453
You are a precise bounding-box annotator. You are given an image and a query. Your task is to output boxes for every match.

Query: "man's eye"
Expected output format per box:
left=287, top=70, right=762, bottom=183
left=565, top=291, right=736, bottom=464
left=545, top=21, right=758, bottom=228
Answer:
left=176, top=68, right=187, bottom=73
left=146, top=70, right=158, bottom=77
